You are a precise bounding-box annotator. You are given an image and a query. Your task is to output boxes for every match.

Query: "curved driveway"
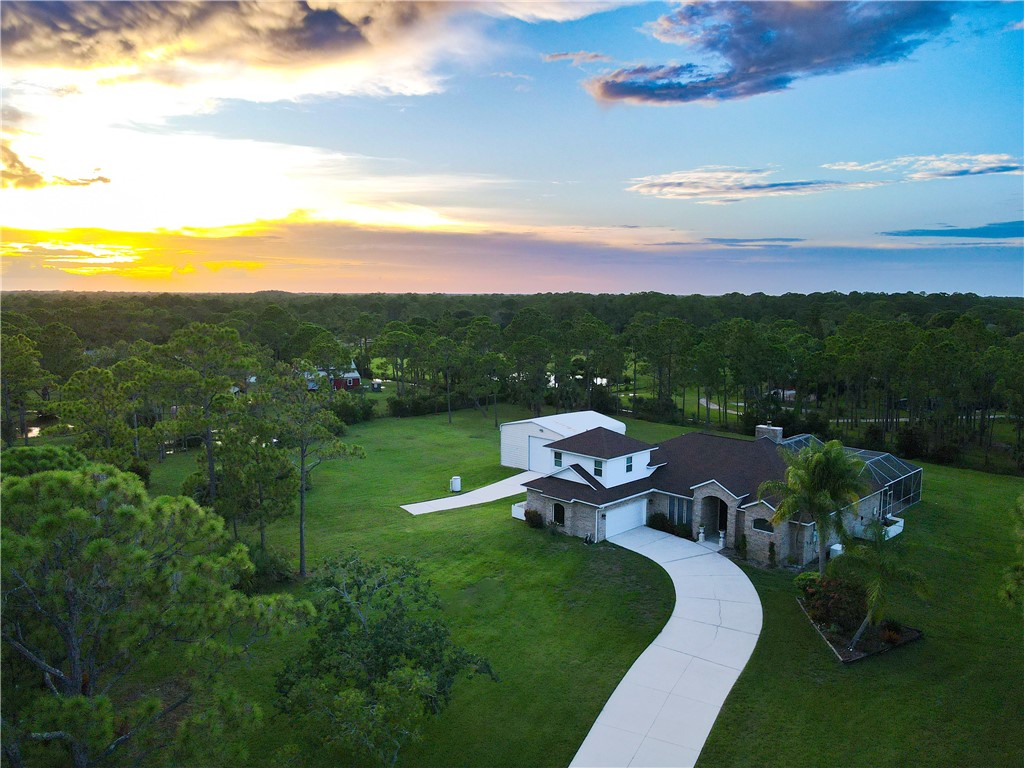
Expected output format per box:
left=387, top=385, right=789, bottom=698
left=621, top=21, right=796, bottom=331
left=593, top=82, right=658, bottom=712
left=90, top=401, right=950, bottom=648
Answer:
left=570, top=527, right=763, bottom=768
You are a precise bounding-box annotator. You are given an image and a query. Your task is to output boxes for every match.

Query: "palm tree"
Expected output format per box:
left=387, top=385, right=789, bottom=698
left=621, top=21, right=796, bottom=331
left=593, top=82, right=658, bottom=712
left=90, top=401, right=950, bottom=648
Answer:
left=843, top=519, right=926, bottom=650
left=757, top=440, right=868, bottom=576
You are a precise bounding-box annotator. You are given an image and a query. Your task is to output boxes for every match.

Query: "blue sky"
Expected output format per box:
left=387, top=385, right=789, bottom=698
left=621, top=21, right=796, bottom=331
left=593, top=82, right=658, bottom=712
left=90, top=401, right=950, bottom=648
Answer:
left=2, top=1, right=1022, bottom=294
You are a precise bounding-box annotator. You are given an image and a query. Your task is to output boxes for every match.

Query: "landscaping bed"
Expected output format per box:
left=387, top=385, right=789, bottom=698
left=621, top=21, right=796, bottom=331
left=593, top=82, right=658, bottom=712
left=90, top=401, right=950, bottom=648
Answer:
left=797, top=597, right=923, bottom=663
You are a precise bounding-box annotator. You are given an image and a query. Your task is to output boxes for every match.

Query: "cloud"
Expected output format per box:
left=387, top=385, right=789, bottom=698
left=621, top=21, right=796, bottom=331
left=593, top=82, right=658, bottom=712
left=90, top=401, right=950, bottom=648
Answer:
left=881, top=221, right=1024, bottom=239
left=0, top=141, right=43, bottom=188
left=483, top=2, right=638, bottom=23
left=543, top=50, right=612, bottom=66
left=1, top=140, right=109, bottom=189
left=627, top=166, right=881, bottom=204
left=630, top=153, right=1022, bottom=205
left=824, top=153, right=1023, bottom=179
left=4, top=221, right=1021, bottom=296
left=703, top=237, right=805, bottom=247
left=1, top=1, right=440, bottom=69
left=587, top=1, right=960, bottom=104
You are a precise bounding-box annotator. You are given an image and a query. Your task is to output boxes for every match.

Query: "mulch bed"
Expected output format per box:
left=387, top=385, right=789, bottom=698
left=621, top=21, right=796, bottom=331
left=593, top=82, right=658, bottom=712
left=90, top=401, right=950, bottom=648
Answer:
left=797, top=598, right=923, bottom=664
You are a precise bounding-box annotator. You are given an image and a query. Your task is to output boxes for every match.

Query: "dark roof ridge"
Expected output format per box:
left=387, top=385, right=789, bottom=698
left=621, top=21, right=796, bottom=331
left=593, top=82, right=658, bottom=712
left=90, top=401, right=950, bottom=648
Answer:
left=547, top=426, right=655, bottom=459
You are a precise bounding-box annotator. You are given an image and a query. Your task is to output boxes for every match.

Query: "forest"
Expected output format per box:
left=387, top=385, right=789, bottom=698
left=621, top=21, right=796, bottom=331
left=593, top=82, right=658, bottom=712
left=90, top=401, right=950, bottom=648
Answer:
left=3, top=290, right=1023, bottom=474
left=2, top=289, right=1023, bottom=767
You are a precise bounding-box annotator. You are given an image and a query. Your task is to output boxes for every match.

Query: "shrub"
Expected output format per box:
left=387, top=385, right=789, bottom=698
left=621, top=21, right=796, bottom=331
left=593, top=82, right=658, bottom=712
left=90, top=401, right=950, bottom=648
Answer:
left=647, top=512, right=672, bottom=533
left=127, top=458, right=151, bottom=487
left=768, top=541, right=777, bottom=568
left=736, top=534, right=748, bottom=559
left=387, top=393, right=470, bottom=418
left=896, top=425, right=928, bottom=459
left=805, top=577, right=866, bottom=632
left=793, top=571, right=821, bottom=598
left=880, top=618, right=903, bottom=644
left=862, top=424, right=886, bottom=452
left=677, top=524, right=693, bottom=539
left=237, top=544, right=294, bottom=595
left=524, top=509, right=544, bottom=529
left=589, top=386, right=620, bottom=415
left=630, top=396, right=679, bottom=424
left=328, top=393, right=375, bottom=425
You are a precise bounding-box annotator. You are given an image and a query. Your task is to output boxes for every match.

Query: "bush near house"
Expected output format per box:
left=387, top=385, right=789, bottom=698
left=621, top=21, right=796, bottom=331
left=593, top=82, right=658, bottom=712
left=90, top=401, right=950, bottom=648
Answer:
left=523, top=509, right=544, bottom=529
left=803, top=576, right=867, bottom=633
left=647, top=511, right=692, bottom=540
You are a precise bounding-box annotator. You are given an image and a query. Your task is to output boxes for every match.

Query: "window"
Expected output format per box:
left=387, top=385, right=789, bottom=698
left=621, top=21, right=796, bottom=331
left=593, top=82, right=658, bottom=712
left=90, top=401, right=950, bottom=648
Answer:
left=554, top=451, right=562, bottom=468
left=593, top=459, right=603, bottom=478
left=668, top=497, right=693, bottom=526
left=626, top=456, right=633, bottom=473
left=553, top=503, right=565, bottom=526
left=753, top=518, right=775, bottom=533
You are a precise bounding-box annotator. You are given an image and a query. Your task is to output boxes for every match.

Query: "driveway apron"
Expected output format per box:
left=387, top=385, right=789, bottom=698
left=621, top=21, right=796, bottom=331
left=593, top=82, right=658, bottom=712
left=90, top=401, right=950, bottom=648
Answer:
left=570, top=527, right=763, bottom=768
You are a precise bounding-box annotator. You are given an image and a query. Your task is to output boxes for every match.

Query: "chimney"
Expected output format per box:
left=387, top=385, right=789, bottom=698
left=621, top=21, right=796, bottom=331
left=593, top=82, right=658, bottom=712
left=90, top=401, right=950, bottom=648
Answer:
left=756, top=423, right=783, bottom=443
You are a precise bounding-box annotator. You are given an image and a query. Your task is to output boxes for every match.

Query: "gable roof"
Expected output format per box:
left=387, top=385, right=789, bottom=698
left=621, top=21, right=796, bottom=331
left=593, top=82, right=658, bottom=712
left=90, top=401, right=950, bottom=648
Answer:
left=500, top=410, right=625, bottom=436
left=524, top=470, right=655, bottom=507
left=526, top=429, right=920, bottom=513
left=546, top=427, right=655, bottom=459
left=653, top=432, right=788, bottom=500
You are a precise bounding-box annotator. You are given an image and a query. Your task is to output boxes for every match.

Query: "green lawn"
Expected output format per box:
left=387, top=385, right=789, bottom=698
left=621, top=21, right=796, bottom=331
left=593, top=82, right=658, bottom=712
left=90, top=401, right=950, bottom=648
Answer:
left=701, top=463, right=1024, bottom=768
left=150, top=407, right=677, bottom=767
left=146, top=410, right=1024, bottom=767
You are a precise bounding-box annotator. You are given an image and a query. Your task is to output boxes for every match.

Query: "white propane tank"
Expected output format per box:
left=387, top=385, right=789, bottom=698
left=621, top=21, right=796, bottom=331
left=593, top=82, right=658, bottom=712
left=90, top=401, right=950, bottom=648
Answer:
left=450, top=476, right=462, bottom=493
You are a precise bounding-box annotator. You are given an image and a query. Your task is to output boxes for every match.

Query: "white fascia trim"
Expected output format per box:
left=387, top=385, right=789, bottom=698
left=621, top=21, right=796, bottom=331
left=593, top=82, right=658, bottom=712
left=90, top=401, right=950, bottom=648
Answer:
left=741, top=498, right=776, bottom=511
left=648, top=488, right=693, bottom=500
left=529, top=489, right=598, bottom=508
left=689, top=479, right=747, bottom=501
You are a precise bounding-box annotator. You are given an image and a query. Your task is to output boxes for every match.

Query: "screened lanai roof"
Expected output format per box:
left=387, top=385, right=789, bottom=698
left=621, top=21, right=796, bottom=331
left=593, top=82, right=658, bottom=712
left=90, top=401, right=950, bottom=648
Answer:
left=846, top=448, right=921, bottom=487
left=778, top=433, right=921, bottom=488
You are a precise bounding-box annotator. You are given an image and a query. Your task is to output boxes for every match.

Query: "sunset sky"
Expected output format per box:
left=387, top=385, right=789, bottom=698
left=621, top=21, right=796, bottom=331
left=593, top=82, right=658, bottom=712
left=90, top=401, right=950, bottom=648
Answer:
left=2, top=1, right=1022, bottom=295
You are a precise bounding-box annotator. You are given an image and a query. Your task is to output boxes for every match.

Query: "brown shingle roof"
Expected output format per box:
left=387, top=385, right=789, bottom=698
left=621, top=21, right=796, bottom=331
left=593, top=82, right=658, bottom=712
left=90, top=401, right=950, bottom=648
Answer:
left=524, top=472, right=656, bottom=507
left=545, top=427, right=655, bottom=459
left=652, top=432, right=788, bottom=500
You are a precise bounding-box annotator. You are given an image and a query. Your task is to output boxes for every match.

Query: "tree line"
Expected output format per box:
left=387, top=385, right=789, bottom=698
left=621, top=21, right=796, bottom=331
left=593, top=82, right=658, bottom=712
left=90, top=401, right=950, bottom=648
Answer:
left=3, top=291, right=1023, bottom=472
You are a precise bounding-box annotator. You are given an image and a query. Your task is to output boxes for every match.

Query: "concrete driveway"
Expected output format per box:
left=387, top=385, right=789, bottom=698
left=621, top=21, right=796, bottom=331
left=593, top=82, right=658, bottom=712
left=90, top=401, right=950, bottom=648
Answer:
left=400, top=471, right=541, bottom=515
left=570, top=527, right=763, bottom=768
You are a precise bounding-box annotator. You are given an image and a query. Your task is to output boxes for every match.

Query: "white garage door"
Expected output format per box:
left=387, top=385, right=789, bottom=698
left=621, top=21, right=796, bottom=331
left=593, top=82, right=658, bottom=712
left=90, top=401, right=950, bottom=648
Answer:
left=605, top=499, right=646, bottom=538
left=528, top=435, right=553, bottom=472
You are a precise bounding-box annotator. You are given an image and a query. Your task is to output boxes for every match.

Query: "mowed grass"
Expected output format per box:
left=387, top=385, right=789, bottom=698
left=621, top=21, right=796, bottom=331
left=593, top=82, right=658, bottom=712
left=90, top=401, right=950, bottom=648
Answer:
left=150, top=407, right=675, bottom=767
left=146, top=410, right=1024, bottom=767
left=700, top=462, right=1024, bottom=768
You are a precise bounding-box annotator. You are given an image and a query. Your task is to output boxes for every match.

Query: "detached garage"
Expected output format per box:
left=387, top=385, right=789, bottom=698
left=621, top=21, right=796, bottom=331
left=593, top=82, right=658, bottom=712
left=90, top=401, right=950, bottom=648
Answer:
left=500, top=411, right=626, bottom=473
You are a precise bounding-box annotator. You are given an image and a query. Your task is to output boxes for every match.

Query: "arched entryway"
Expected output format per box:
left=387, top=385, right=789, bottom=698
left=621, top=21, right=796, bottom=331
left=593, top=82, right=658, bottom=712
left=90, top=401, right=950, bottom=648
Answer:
left=700, top=496, right=730, bottom=542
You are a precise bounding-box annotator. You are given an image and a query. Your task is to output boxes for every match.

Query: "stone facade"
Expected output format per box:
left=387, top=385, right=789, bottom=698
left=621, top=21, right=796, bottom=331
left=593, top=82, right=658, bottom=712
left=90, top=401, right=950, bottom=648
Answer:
left=525, top=490, right=599, bottom=540
left=691, top=483, right=742, bottom=547
left=526, top=486, right=864, bottom=569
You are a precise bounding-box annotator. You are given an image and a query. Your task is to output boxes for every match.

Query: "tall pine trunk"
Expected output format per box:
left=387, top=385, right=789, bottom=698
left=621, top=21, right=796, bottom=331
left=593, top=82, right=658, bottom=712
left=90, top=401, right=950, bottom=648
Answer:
left=299, top=449, right=307, bottom=577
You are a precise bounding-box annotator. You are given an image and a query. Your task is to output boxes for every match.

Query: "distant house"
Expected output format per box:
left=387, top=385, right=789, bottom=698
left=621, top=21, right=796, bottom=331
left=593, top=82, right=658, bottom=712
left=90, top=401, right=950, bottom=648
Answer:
left=520, top=424, right=922, bottom=567
left=499, top=411, right=626, bottom=474
left=330, top=361, right=361, bottom=392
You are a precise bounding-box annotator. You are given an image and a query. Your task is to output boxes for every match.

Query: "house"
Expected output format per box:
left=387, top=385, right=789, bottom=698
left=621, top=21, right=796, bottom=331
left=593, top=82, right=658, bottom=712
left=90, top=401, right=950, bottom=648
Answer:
left=330, top=361, right=361, bottom=392
left=499, top=411, right=626, bottom=473
left=520, top=424, right=922, bottom=567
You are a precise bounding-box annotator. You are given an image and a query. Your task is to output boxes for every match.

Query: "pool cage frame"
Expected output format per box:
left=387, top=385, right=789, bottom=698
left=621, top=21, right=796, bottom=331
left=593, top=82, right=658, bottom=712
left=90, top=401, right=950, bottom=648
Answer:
left=779, top=434, right=923, bottom=536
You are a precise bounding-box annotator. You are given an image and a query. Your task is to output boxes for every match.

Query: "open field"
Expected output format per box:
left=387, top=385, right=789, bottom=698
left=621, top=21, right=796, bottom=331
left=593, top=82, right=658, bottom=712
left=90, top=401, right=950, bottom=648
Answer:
left=143, top=409, right=1024, bottom=767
